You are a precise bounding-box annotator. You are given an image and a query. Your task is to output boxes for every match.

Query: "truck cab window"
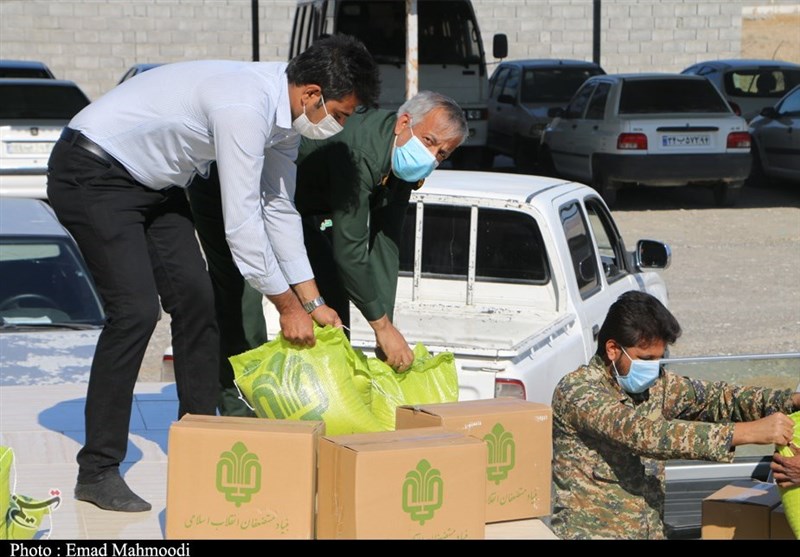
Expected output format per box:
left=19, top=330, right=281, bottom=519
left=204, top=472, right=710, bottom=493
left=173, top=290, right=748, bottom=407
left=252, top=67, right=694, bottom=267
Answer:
left=399, top=204, right=469, bottom=278
left=476, top=208, right=549, bottom=283
left=560, top=201, right=599, bottom=298
left=584, top=197, right=628, bottom=282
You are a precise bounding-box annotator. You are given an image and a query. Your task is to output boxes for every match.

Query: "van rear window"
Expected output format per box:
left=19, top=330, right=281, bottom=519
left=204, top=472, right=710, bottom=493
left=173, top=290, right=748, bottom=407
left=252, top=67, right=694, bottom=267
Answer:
left=618, top=79, right=730, bottom=114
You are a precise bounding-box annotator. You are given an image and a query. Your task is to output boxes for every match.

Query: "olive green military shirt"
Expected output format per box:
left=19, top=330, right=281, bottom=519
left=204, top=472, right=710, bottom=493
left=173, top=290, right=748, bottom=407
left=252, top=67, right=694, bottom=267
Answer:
left=295, top=109, right=416, bottom=322
left=551, top=355, right=796, bottom=540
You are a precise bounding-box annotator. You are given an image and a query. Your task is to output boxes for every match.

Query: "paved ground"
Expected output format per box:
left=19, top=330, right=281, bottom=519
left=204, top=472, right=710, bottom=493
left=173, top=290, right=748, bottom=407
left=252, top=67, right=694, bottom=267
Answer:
left=138, top=165, right=800, bottom=381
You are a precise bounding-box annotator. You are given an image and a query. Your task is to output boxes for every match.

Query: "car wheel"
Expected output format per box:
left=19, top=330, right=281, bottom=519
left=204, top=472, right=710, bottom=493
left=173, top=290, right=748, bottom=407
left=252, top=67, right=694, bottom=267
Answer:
left=513, top=138, right=537, bottom=173
left=713, top=181, right=742, bottom=208
left=538, top=146, right=556, bottom=177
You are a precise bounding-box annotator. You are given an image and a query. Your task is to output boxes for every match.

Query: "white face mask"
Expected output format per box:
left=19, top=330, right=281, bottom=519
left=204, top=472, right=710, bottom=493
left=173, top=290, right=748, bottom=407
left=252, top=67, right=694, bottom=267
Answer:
left=291, top=94, right=344, bottom=140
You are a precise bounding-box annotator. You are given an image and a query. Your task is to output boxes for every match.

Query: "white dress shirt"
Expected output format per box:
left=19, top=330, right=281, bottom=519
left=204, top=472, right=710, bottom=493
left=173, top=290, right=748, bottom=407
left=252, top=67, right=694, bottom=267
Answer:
left=69, top=60, right=311, bottom=296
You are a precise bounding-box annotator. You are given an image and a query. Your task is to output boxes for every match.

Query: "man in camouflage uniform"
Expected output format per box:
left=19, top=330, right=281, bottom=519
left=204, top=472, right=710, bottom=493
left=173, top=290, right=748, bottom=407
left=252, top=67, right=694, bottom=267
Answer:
left=551, top=291, right=800, bottom=539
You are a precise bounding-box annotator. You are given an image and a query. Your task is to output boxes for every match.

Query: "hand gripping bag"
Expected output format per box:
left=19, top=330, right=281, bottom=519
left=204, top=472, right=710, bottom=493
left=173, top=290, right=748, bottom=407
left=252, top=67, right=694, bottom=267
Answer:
left=230, top=325, right=385, bottom=435
left=776, top=411, right=800, bottom=539
left=365, top=343, right=459, bottom=430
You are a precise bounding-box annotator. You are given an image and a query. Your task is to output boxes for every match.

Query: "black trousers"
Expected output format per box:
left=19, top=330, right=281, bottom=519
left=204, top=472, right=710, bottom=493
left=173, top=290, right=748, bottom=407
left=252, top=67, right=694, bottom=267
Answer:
left=187, top=164, right=267, bottom=416
left=47, top=138, right=219, bottom=483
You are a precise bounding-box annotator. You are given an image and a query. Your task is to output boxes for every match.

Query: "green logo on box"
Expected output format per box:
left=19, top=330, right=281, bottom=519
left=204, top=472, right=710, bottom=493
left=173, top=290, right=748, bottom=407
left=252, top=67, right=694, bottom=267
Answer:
left=216, top=441, right=261, bottom=507
left=484, top=423, right=515, bottom=484
left=250, top=353, right=329, bottom=421
left=402, top=459, right=443, bottom=525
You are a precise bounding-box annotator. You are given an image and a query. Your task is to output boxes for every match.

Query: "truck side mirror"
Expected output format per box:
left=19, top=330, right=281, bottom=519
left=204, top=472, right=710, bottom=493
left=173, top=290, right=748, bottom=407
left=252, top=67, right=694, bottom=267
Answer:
left=493, top=34, right=508, bottom=60
left=635, top=239, right=671, bottom=270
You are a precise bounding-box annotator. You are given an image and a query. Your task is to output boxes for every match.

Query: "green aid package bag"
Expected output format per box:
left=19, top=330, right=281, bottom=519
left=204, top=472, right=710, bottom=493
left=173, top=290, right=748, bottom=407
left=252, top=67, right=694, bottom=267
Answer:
left=365, top=343, right=459, bottom=430
left=231, top=325, right=385, bottom=435
left=0, top=446, right=59, bottom=540
left=0, top=446, right=10, bottom=540
left=777, top=411, right=800, bottom=539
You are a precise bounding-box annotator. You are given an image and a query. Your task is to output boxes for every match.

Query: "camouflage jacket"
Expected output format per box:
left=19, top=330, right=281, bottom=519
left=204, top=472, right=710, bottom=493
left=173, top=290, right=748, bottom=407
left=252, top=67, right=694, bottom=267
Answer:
left=550, top=355, right=795, bottom=540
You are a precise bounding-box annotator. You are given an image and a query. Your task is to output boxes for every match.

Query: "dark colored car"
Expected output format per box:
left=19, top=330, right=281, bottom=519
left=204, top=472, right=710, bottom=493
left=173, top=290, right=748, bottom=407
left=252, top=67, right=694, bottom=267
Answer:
left=0, top=59, right=56, bottom=79
left=487, top=59, right=605, bottom=171
left=748, top=84, right=800, bottom=184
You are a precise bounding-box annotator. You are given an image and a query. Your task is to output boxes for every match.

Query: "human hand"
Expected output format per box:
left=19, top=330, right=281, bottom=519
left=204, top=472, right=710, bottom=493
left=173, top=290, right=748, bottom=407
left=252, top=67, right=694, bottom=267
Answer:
left=310, top=304, right=342, bottom=329
left=741, top=413, right=795, bottom=446
left=370, top=316, right=414, bottom=373
left=771, top=445, right=800, bottom=488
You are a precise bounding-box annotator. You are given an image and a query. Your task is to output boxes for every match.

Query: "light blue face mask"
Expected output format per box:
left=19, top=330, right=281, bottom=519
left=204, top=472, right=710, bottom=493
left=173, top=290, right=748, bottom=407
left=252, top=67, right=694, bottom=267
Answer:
left=613, top=346, right=661, bottom=394
left=392, top=126, right=438, bottom=182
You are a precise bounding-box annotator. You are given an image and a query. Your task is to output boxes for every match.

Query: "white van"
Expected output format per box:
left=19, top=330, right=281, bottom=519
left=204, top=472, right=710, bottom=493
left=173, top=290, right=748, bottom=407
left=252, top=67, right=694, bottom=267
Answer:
left=290, top=0, right=505, bottom=168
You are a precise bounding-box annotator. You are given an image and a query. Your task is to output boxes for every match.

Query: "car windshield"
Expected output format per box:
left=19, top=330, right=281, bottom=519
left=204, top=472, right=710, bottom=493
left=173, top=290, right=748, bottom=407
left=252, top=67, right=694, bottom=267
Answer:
left=0, top=239, right=105, bottom=327
left=0, top=84, right=89, bottom=119
left=521, top=67, right=604, bottom=103
left=619, top=79, right=731, bottom=114
left=724, top=68, right=800, bottom=99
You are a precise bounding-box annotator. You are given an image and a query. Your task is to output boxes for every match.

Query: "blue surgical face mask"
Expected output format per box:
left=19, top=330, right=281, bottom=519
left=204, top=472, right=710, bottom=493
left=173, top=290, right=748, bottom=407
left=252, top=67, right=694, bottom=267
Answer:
left=612, top=346, right=661, bottom=394
left=392, top=125, right=438, bottom=182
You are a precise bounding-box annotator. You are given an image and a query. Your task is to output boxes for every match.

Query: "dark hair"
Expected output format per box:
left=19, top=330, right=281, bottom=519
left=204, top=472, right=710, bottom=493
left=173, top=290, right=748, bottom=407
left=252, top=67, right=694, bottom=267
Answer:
left=595, top=291, right=681, bottom=356
left=286, top=34, right=380, bottom=108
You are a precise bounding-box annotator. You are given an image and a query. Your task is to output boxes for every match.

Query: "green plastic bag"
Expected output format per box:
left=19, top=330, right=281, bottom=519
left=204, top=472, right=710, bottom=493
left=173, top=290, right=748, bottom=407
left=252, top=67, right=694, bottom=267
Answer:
left=231, top=326, right=460, bottom=435
left=365, top=344, right=459, bottom=430
left=0, top=446, right=10, bottom=540
left=0, top=446, right=59, bottom=540
left=776, top=411, right=800, bottom=539
left=231, top=325, right=385, bottom=435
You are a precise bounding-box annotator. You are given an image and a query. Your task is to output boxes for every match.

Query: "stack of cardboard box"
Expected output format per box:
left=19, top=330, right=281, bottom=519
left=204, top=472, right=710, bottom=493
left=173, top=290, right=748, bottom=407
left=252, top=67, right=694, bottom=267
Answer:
left=165, top=399, right=554, bottom=539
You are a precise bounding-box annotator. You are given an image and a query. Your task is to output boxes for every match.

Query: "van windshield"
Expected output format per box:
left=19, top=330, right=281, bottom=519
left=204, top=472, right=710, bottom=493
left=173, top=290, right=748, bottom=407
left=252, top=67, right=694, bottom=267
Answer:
left=338, top=0, right=483, bottom=66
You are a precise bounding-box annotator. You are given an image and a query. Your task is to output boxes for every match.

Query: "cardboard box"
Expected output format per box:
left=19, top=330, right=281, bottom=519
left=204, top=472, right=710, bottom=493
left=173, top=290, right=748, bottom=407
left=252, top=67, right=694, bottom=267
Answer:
left=395, top=398, right=552, bottom=523
left=701, top=480, right=782, bottom=539
left=771, top=504, right=797, bottom=540
left=316, top=426, right=486, bottom=539
left=166, top=414, right=324, bottom=539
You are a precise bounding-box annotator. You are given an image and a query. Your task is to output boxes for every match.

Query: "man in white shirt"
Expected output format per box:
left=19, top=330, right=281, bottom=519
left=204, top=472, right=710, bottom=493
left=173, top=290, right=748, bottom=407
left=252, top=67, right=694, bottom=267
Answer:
left=46, top=35, right=379, bottom=513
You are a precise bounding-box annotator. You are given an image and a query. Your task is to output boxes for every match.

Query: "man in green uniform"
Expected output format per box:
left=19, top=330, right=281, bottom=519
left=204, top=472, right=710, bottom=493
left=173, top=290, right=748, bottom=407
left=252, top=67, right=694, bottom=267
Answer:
left=294, top=90, right=468, bottom=372
left=551, top=291, right=800, bottom=539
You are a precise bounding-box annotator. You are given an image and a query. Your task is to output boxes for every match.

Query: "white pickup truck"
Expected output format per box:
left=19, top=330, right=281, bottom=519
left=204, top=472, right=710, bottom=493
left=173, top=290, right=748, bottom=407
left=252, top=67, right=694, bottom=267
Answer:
left=339, top=169, right=671, bottom=404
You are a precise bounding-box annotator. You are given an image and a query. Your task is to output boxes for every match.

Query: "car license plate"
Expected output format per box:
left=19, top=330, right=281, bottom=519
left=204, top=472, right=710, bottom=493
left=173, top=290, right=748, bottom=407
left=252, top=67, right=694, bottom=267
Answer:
left=6, top=142, right=53, bottom=155
left=661, top=134, right=710, bottom=147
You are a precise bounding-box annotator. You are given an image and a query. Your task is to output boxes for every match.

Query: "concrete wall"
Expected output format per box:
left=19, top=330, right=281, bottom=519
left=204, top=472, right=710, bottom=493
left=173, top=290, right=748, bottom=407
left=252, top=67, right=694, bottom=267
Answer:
left=0, top=0, right=797, bottom=100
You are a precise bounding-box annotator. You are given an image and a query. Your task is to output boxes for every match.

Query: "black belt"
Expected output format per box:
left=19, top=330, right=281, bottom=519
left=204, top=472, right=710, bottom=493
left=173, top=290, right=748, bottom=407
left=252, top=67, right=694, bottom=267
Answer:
left=60, top=128, right=117, bottom=165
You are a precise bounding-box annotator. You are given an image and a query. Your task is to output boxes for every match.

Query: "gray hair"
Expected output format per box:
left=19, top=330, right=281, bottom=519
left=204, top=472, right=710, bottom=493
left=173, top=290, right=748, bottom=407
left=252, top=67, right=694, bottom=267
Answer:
left=397, top=91, right=469, bottom=146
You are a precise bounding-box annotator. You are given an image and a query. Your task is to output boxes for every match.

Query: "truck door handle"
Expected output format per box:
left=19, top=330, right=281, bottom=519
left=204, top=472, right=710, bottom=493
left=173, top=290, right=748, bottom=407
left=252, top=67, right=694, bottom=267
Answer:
left=592, top=324, right=600, bottom=340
